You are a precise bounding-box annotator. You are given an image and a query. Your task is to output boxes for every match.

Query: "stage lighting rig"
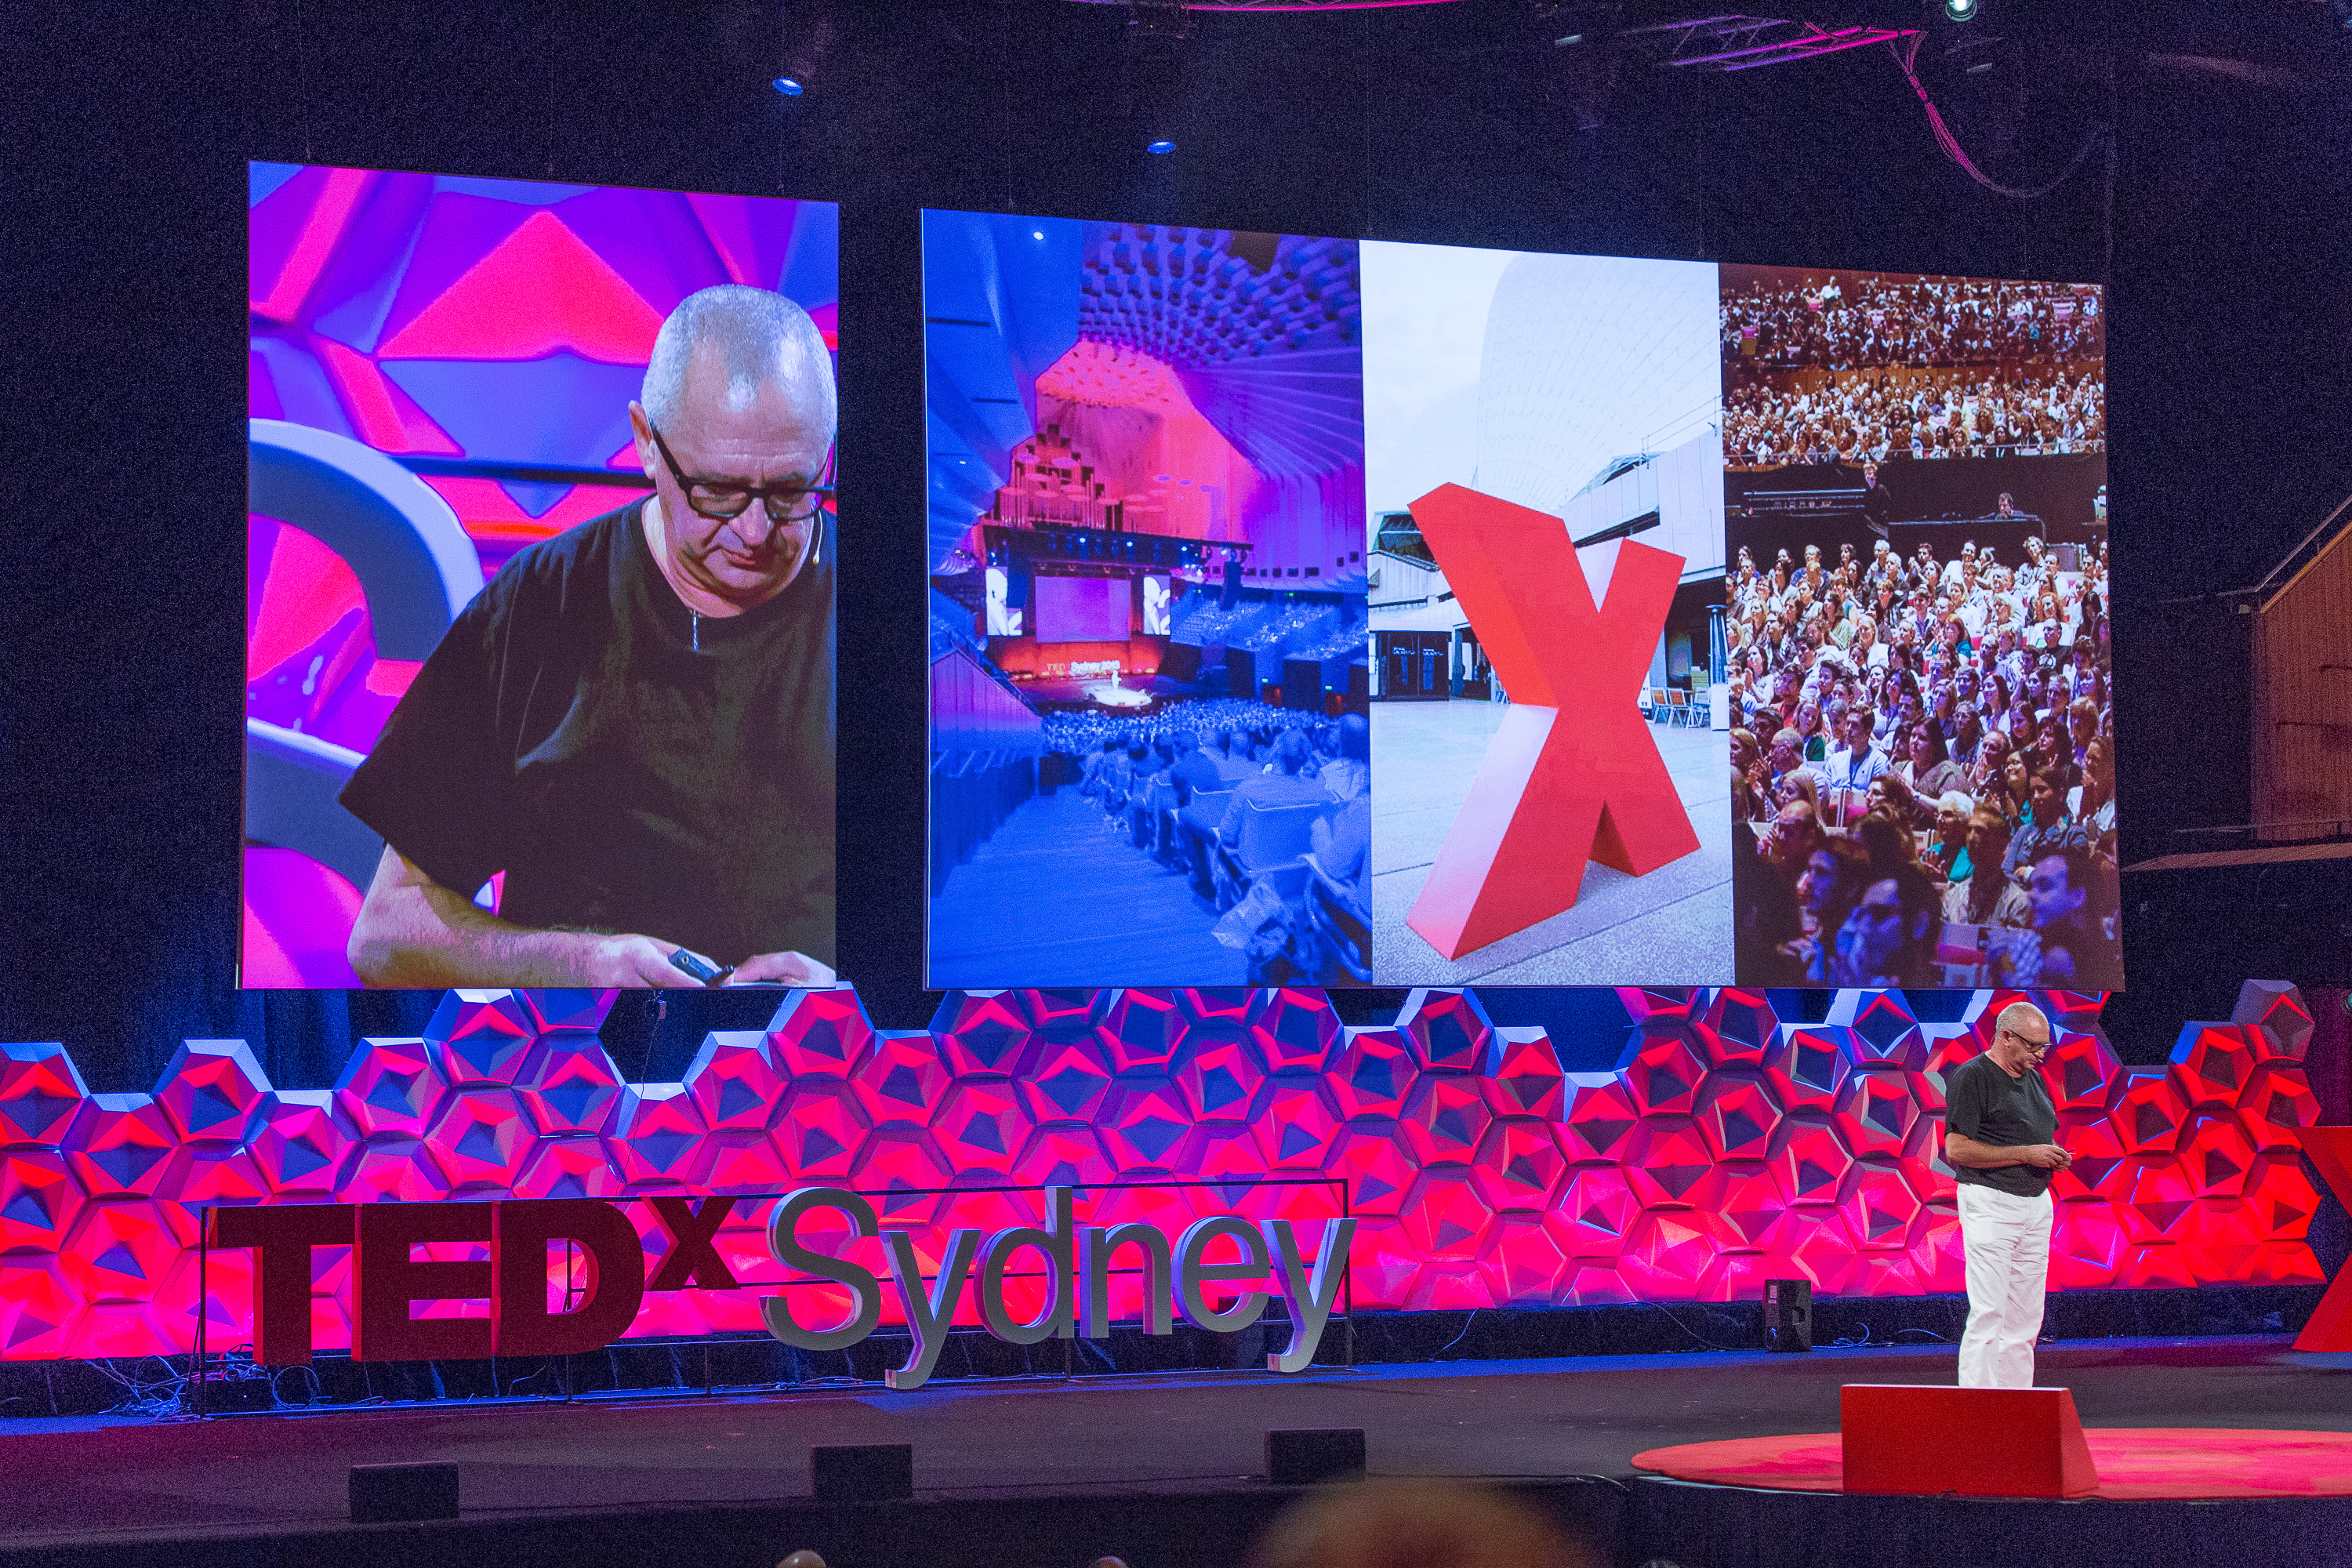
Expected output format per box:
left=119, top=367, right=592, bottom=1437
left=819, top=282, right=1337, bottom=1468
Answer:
left=1612, top=13, right=1923, bottom=71
left=1120, top=0, right=1198, bottom=40
left=1069, top=0, right=1485, bottom=9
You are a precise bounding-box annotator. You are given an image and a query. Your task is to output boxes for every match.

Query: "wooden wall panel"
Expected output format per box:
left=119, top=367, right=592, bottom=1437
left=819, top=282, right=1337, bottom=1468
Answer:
left=2255, top=531, right=2352, bottom=840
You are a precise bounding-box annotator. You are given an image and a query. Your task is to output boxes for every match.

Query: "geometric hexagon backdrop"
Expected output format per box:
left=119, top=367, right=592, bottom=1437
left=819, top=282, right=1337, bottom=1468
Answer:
left=0, top=983, right=2323, bottom=1362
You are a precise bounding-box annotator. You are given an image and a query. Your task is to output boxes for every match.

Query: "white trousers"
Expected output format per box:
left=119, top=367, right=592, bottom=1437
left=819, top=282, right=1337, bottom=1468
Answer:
left=1956, top=1183, right=2053, bottom=1389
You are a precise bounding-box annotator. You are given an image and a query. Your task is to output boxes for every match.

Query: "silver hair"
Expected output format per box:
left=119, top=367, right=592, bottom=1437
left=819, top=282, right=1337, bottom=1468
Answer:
left=640, top=285, right=836, bottom=437
left=1995, top=999, right=2049, bottom=1039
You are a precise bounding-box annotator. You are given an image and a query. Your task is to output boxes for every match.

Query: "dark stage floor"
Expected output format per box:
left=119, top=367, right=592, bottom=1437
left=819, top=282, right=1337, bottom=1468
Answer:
left=7, top=1336, right=2352, bottom=1567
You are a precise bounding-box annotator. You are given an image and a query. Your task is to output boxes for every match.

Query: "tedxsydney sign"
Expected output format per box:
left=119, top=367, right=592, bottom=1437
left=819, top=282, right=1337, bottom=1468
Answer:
left=212, top=1187, right=1356, bottom=1391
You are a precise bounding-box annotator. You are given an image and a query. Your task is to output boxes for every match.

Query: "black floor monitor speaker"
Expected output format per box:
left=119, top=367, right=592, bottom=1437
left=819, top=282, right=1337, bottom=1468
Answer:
left=1764, top=1278, right=1813, bottom=1352
left=349, top=1461, right=459, bottom=1523
left=1267, top=1428, right=1367, bottom=1486
left=812, top=1443, right=914, bottom=1502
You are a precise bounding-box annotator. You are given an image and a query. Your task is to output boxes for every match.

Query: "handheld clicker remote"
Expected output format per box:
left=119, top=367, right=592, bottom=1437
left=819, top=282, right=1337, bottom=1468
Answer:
left=668, top=948, right=733, bottom=985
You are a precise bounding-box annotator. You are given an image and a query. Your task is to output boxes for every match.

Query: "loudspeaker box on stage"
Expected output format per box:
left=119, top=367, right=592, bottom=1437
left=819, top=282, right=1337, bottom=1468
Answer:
left=1764, top=1279, right=1813, bottom=1353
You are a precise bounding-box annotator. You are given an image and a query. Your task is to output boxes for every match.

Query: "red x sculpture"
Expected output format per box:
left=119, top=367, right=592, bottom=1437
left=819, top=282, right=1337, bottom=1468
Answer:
left=1403, top=483, right=1700, bottom=960
left=2294, top=1126, right=2352, bottom=1351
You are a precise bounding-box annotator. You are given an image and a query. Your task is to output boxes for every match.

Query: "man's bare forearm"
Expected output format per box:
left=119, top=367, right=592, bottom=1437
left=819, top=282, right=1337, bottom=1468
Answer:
left=350, top=879, right=607, bottom=986
left=1946, top=1131, right=2061, bottom=1168
left=347, top=848, right=695, bottom=988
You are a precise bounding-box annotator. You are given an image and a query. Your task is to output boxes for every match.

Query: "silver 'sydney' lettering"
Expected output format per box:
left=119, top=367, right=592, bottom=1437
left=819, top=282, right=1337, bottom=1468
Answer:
left=209, top=1188, right=1352, bottom=1385
left=762, top=1185, right=1355, bottom=1392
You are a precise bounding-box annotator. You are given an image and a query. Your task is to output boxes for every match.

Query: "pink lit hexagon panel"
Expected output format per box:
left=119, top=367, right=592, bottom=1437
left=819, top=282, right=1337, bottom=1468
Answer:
left=0, top=983, right=2321, bottom=1361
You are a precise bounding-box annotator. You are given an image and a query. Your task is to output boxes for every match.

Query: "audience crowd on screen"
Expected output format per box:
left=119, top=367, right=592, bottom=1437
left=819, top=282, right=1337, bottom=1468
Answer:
left=1721, top=274, right=2103, bottom=371
left=1059, top=698, right=1371, bottom=984
left=1722, top=364, right=2107, bottom=470
left=1044, top=698, right=1312, bottom=760
left=1719, top=273, right=2105, bottom=473
left=1725, top=530, right=2119, bottom=990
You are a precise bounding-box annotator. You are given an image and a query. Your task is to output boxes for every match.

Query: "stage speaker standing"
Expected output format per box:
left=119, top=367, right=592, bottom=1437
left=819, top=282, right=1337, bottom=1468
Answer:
left=1944, top=1001, right=2071, bottom=1388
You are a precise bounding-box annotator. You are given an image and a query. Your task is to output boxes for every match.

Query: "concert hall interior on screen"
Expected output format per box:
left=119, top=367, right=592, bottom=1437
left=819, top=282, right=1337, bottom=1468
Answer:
left=924, top=212, right=1370, bottom=989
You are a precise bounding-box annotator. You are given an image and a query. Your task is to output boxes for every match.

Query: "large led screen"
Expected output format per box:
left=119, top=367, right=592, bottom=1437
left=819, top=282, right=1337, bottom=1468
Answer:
left=245, top=165, right=839, bottom=988
left=1033, top=575, right=1134, bottom=642
left=924, top=214, right=2111, bottom=991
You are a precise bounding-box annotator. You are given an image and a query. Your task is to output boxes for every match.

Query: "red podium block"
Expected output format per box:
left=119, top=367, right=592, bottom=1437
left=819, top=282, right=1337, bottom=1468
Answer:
left=2294, top=1127, right=2352, bottom=1352
left=1841, top=1385, right=2098, bottom=1497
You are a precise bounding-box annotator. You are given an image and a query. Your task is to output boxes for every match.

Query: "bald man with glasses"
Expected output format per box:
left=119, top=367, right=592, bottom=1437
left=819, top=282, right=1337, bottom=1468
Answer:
left=1944, top=1001, right=2071, bottom=1388
left=342, top=285, right=838, bottom=989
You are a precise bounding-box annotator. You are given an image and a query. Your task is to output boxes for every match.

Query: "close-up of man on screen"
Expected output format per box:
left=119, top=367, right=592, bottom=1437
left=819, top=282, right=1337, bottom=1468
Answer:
left=339, top=285, right=837, bottom=989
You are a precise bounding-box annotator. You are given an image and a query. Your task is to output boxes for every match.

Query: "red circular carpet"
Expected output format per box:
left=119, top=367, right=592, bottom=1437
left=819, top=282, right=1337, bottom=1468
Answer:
left=1633, top=1429, right=2352, bottom=1500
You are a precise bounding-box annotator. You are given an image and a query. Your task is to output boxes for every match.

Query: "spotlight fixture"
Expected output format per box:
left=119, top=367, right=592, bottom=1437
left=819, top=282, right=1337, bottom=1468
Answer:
left=771, top=19, right=832, bottom=103
left=1146, top=138, right=1176, bottom=155
left=1944, top=0, right=1977, bottom=19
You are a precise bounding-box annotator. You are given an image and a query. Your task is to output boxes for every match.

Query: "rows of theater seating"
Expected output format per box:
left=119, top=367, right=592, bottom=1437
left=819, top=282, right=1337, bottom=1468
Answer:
left=1170, top=594, right=1369, bottom=711
left=1073, top=717, right=1370, bottom=985
left=1170, top=594, right=1264, bottom=644
left=1235, top=601, right=1344, bottom=652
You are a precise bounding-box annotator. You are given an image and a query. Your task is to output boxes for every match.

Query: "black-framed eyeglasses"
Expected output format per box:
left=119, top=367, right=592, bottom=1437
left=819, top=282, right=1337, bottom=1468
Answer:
left=648, top=423, right=834, bottom=528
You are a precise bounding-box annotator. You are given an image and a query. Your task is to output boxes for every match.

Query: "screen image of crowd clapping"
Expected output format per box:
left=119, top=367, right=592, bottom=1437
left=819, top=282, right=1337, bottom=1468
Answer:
left=1721, top=264, right=2118, bottom=992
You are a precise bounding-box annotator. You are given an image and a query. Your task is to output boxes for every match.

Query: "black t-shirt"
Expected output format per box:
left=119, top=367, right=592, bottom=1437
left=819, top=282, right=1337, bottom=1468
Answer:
left=340, top=499, right=835, bottom=967
left=1944, top=1051, right=2057, bottom=1198
left=1860, top=474, right=1895, bottom=533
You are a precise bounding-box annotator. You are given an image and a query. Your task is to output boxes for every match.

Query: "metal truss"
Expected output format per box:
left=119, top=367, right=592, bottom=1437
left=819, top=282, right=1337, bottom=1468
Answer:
left=1068, top=0, right=1473, bottom=11
left=1071, top=2, right=1917, bottom=74
left=1615, top=13, right=1919, bottom=71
